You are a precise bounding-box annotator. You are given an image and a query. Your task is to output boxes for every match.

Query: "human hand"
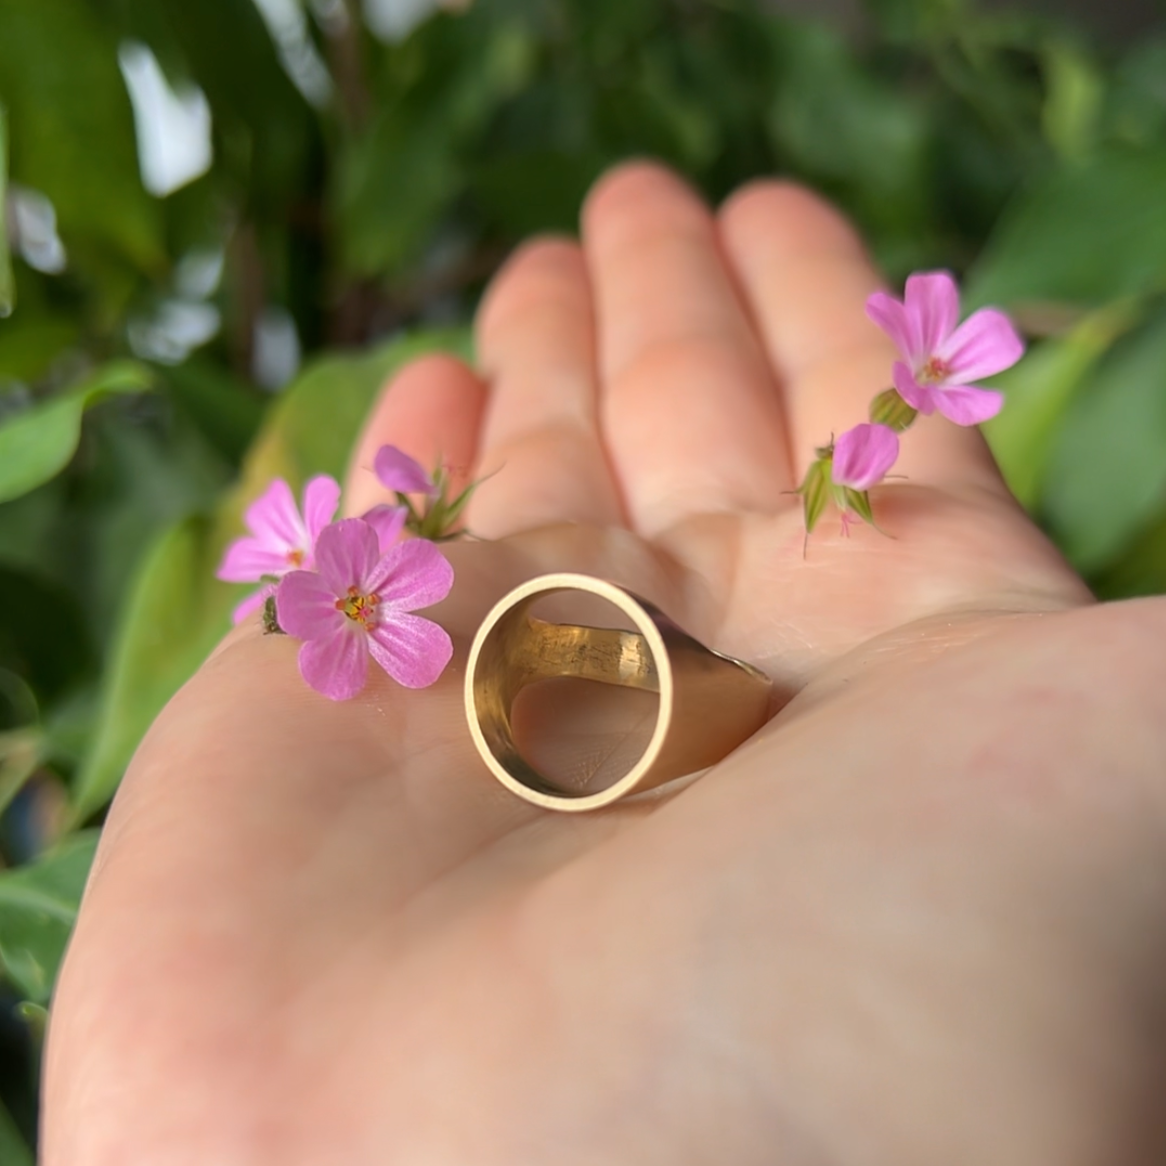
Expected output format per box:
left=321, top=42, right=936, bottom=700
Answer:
left=44, top=162, right=1166, bottom=1165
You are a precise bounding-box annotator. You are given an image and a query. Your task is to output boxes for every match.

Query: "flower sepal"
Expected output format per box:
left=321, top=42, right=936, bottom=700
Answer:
left=262, top=594, right=285, bottom=636
left=375, top=445, right=479, bottom=542
left=796, top=450, right=833, bottom=536
left=869, top=387, right=918, bottom=434
left=412, top=467, right=482, bottom=542
left=833, top=484, right=876, bottom=533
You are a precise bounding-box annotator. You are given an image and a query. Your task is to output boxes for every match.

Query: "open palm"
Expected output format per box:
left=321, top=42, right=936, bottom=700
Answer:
left=46, top=164, right=1166, bottom=1166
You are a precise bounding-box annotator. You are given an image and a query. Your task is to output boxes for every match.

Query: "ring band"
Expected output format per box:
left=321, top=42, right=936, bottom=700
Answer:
left=465, top=573, right=771, bottom=812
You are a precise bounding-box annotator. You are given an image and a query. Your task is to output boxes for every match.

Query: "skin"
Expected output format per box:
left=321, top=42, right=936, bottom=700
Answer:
left=43, top=162, right=1166, bottom=1165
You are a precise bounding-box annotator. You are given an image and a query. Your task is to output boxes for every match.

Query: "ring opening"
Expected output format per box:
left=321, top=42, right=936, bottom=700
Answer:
left=468, top=580, right=672, bottom=806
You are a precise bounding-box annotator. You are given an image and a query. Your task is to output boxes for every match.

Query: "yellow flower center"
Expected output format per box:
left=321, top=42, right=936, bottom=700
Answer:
left=335, top=587, right=381, bottom=627
left=286, top=548, right=305, bottom=567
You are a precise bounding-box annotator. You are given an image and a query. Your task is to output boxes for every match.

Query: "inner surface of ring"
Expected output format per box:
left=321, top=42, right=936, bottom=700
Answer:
left=512, top=617, right=660, bottom=692
left=474, top=599, right=664, bottom=799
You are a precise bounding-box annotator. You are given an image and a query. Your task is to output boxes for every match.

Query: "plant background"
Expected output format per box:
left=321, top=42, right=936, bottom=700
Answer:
left=0, top=0, right=1164, bottom=1154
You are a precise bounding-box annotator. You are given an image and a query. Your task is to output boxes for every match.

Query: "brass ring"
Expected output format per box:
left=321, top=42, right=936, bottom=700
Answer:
left=465, top=574, right=772, bottom=812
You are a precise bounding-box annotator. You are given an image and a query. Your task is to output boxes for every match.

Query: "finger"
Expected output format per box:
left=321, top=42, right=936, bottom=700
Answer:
left=582, top=162, right=792, bottom=536
left=467, top=238, right=624, bottom=538
left=344, top=353, right=487, bottom=518
left=718, top=181, right=1007, bottom=493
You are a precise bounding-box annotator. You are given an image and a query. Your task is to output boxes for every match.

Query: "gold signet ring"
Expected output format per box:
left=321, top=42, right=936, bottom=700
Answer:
left=465, top=574, right=772, bottom=812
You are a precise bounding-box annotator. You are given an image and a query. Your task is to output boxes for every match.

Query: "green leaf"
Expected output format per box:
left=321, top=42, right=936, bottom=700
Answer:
left=965, top=149, right=1166, bottom=310
left=0, top=104, right=13, bottom=317
left=74, top=402, right=231, bottom=646
left=0, top=361, right=152, bottom=503
left=0, top=830, right=97, bottom=1003
left=0, top=729, right=38, bottom=818
left=145, top=0, right=317, bottom=209
left=240, top=329, right=469, bottom=487
left=0, top=317, right=80, bottom=383
left=337, top=17, right=534, bottom=276
left=0, top=0, right=163, bottom=271
left=16, top=999, right=47, bottom=1041
left=0, top=1094, right=32, bottom=1166
left=1042, top=306, right=1166, bottom=572
left=1041, top=39, right=1103, bottom=162
left=335, top=108, right=462, bottom=277
left=1092, top=506, right=1166, bottom=599
left=470, top=149, right=605, bottom=238
left=768, top=21, right=930, bottom=241
left=72, top=329, right=470, bottom=820
left=1105, top=40, right=1166, bottom=150
left=164, top=358, right=267, bottom=467
left=69, top=514, right=227, bottom=824
left=0, top=561, right=96, bottom=710
left=983, top=300, right=1137, bottom=510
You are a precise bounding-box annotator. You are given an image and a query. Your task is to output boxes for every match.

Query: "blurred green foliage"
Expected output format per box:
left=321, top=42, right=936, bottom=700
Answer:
left=0, top=0, right=1164, bottom=1149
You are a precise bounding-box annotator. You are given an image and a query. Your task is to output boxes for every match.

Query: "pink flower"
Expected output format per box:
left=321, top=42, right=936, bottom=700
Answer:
left=276, top=518, right=453, bottom=700
left=218, top=476, right=341, bottom=624
left=831, top=423, right=899, bottom=491
left=866, top=271, right=1024, bottom=426
left=375, top=445, right=437, bottom=497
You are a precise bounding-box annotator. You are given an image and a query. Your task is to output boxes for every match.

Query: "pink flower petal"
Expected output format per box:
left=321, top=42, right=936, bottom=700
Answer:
left=831, top=423, right=900, bottom=491
left=298, top=626, right=369, bottom=701
left=865, top=292, right=917, bottom=363
left=361, top=504, right=407, bottom=554
left=232, top=585, right=274, bottom=626
left=243, top=479, right=305, bottom=551
left=891, top=361, right=939, bottom=415
left=364, top=538, right=455, bottom=609
left=937, top=307, right=1025, bottom=384
left=903, top=271, right=959, bottom=358
left=374, top=445, right=437, bottom=496
left=302, top=475, right=341, bottom=544
left=217, top=538, right=291, bottom=583
left=277, top=570, right=347, bottom=640
left=931, top=385, right=1005, bottom=426
left=314, top=519, right=380, bottom=598
left=367, top=614, right=453, bottom=688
